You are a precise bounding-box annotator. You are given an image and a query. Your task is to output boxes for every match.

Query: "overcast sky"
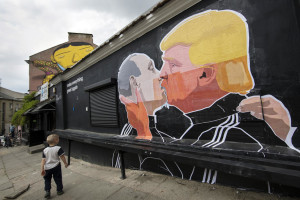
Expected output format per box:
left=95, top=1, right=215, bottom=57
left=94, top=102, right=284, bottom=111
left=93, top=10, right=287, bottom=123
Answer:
left=0, top=0, right=161, bottom=93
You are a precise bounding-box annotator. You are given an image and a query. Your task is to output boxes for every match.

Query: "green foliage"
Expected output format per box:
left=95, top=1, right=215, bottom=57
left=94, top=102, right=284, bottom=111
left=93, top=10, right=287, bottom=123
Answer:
left=11, top=92, right=38, bottom=126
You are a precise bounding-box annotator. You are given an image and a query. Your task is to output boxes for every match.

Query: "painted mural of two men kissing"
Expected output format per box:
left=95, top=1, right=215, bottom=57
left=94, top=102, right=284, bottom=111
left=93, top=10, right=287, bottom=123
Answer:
left=118, top=10, right=299, bottom=154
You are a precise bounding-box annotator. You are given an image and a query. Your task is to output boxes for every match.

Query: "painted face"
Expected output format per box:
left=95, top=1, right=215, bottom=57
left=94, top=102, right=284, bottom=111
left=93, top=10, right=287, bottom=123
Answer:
left=160, top=45, right=205, bottom=108
left=128, top=54, right=166, bottom=115
left=53, top=45, right=94, bottom=69
left=130, top=54, right=165, bottom=103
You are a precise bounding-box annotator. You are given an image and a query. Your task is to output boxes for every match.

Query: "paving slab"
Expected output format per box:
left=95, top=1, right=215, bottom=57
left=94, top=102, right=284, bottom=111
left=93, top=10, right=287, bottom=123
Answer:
left=106, top=186, right=149, bottom=200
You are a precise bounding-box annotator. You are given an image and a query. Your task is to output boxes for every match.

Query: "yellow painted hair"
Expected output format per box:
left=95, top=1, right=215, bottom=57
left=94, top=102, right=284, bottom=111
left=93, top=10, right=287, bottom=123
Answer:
left=160, top=10, right=254, bottom=94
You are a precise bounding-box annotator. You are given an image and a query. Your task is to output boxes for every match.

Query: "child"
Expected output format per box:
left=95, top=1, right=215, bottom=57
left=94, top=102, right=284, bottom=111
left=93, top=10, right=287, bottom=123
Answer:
left=41, top=134, right=68, bottom=199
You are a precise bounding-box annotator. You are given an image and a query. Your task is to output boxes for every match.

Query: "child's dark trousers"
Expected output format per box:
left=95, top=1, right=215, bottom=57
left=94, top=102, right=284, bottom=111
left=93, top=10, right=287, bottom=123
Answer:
left=44, top=163, right=63, bottom=191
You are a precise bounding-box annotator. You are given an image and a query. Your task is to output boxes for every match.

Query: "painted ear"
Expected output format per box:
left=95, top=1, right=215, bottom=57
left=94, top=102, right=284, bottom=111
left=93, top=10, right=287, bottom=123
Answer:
left=198, top=66, right=217, bottom=86
left=50, top=55, right=56, bottom=63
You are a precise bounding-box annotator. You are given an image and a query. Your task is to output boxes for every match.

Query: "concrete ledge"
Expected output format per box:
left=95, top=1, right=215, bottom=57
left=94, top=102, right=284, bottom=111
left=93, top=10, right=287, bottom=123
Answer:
left=21, top=138, right=28, bottom=145
left=27, top=144, right=45, bottom=154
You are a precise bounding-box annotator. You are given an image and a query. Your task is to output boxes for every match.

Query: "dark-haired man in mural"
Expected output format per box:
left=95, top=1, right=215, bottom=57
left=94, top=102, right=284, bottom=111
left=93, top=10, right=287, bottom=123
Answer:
left=121, top=10, right=299, bottom=154
left=51, top=42, right=94, bottom=71
left=118, top=53, right=167, bottom=140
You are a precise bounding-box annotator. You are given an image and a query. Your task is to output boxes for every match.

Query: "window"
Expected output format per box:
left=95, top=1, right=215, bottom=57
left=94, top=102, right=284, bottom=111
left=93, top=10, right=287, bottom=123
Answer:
left=90, top=85, right=119, bottom=127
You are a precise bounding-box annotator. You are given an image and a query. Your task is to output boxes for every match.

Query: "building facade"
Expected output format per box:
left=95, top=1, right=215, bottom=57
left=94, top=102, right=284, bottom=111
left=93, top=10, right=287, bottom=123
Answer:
left=0, top=87, right=25, bottom=135
left=47, top=0, right=300, bottom=195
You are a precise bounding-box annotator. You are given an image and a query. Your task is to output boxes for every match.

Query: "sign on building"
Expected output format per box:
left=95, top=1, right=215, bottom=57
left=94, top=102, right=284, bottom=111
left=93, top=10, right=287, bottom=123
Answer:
left=40, top=82, right=49, bottom=102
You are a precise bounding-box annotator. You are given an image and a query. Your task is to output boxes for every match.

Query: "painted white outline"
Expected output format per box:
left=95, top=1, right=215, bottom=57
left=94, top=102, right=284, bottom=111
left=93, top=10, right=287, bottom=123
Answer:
left=206, top=169, right=212, bottom=183
left=211, top=170, right=218, bottom=184
left=140, top=157, right=174, bottom=176
left=174, top=162, right=183, bottom=179
left=202, top=168, right=207, bottom=183
left=189, top=166, right=195, bottom=180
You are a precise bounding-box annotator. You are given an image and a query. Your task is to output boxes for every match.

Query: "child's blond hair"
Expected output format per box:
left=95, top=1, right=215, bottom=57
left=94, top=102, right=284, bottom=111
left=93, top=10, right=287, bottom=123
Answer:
left=46, top=134, right=59, bottom=145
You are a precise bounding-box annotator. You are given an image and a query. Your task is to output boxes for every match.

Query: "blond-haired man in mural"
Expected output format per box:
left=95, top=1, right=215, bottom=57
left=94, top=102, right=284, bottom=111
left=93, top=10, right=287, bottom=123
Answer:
left=156, top=10, right=299, bottom=153
left=121, top=10, right=299, bottom=154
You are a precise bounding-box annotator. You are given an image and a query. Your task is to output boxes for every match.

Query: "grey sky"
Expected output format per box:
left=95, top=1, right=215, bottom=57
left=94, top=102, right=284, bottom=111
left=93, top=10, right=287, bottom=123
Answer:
left=0, top=0, right=161, bottom=93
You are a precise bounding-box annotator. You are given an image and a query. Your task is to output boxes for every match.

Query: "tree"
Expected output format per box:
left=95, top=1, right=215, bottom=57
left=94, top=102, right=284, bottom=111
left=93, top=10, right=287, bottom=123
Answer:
left=11, top=92, right=38, bottom=126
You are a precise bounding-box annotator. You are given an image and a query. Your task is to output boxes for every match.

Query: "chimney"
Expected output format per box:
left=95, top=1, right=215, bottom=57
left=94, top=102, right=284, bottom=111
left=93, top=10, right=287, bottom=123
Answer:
left=68, top=32, right=94, bottom=44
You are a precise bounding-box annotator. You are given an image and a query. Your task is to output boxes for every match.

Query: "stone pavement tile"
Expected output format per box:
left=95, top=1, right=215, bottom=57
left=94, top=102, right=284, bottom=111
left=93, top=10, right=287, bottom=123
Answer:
left=144, top=195, right=165, bottom=200
left=150, top=176, right=198, bottom=200
left=61, top=169, right=96, bottom=189
left=0, top=181, right=13, bottom=191
left=68, top=160, right=122, bottom=182
left=0, top=169, right=10, bottom=185
left=0, top=187, right=15, bottom=200
left=121, top=171, right=167, bottom=194
left=18, top=187, right=46, bottom=200
left=106, top=186, right=149, bottom=200
left=189, top=183, right=236, bottom=200
left=16, top=151, right=41, bottom=164
left=59, top=179, right=123, bottom=200
left=11, top=169, right=42, bottom=190
left=2, top=156, right=25, bottom=168
left=6, top=167, right=36, bottom=180
left=17, top=178, right=44, bottom=200
left=0, top=159, right=4, bottom=169
left=241, top=190, right=296, bottom=200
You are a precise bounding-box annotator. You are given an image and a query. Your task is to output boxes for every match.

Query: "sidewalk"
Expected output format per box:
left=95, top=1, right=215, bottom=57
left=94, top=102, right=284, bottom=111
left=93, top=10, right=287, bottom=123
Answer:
left=0, top=146, right=298, bottom=200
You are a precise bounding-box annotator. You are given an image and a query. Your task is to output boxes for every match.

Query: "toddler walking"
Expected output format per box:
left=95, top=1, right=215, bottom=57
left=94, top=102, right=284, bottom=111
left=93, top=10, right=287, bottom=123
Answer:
left=41, top=134, right=68, bottom=199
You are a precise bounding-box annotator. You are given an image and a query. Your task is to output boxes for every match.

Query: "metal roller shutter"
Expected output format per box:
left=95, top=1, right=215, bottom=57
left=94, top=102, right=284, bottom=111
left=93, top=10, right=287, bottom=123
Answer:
left=90, top=85, right=118, bottom=127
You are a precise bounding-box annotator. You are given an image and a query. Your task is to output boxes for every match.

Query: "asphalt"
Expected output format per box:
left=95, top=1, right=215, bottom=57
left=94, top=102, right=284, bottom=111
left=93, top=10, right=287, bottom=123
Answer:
left=0, top=145, right=299, bottom=200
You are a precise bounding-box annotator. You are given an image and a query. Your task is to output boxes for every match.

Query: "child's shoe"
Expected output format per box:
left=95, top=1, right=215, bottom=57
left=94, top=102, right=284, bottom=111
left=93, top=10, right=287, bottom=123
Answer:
left=44, top=191, right=50, bottom=199
left=57, top=190, right=64, bottom=195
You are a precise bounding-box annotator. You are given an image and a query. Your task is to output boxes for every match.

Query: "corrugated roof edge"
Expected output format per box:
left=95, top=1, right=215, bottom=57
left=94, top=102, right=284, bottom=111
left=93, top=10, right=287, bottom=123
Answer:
left=50, top=0, right=202, bottom=85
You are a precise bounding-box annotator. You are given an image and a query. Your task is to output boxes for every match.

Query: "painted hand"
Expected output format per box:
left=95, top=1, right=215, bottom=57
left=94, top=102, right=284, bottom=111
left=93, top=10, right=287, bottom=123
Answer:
left=120, top=88, right=152, bottom=140
left=237, top=95, right=291, bottom=141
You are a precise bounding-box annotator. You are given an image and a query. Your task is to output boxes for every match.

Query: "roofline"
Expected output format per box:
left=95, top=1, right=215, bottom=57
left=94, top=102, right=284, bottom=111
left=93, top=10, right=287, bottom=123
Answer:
left=50, top=0, right=202, bottom=85
left=0, top=87, right=27, bottom=96
left=68, top=32, right=93, bottom=36
left=28, top=41, right=69, bottom=59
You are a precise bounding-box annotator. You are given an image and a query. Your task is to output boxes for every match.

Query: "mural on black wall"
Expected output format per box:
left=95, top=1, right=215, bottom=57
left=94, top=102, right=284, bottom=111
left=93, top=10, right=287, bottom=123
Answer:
left=117, top=10, right=299, bottom=154
left=33, top=42, right=94, bottom=84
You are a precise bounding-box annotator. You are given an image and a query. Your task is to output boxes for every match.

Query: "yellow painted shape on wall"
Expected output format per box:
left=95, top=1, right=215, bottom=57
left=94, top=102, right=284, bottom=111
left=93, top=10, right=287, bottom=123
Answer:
left=52, top=45, right=94, bottom=69
left=43, top=74, right=55, bottom=84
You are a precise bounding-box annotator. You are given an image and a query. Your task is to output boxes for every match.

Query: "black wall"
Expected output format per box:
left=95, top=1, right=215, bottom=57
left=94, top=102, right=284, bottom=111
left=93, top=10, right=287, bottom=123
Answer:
left=54, top=0, right=300, bottom=194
